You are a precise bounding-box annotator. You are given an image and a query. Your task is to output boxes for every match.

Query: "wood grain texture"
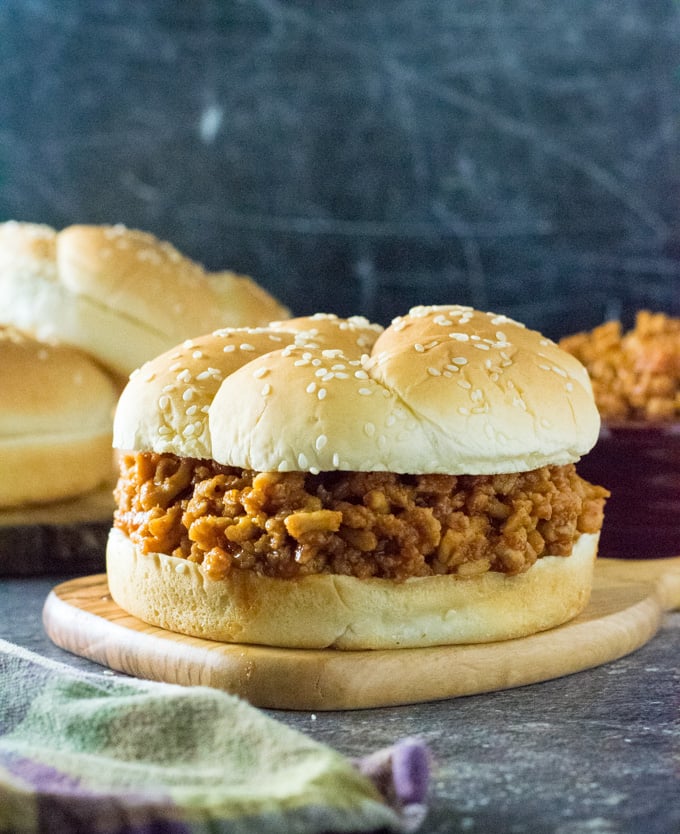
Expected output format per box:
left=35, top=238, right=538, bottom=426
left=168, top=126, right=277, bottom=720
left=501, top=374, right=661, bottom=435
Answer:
left=43, top=557, right=680, bottom=711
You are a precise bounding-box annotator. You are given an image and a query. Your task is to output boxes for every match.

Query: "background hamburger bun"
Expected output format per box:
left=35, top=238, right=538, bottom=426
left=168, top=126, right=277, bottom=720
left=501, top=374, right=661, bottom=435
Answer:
left=0, top=221, right=289, bottom=379
left=0, top=325, right=118, bottom=507
left=107, top=306, right=603, bottom=649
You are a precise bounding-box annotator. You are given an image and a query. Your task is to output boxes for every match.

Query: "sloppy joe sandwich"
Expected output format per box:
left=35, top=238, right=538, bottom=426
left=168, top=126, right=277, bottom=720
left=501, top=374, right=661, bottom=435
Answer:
left=107, top=306, right=609, bottom=649
left=0, top=326, right=119, bottom=507
left=0, top=221, right=289, bottom=380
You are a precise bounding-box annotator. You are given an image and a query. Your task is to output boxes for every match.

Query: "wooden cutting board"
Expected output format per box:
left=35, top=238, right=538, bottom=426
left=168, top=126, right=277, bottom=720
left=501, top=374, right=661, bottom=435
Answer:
left=0, top=484, right=115, bottom=577
left=43, top=557, right=680, bottom=711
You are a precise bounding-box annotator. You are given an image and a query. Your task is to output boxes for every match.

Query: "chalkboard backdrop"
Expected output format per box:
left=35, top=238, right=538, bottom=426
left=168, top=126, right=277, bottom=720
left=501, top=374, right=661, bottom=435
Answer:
left=1, top=1, right=679, bottom=338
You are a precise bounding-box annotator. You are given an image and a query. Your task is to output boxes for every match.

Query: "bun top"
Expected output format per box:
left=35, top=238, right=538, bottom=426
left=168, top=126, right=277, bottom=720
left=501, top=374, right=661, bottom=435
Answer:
left=114, top=306, right=600, bottom=474
left=0, top=325, right=118, bottom=440
left=0, top=221, right=289, bottom=377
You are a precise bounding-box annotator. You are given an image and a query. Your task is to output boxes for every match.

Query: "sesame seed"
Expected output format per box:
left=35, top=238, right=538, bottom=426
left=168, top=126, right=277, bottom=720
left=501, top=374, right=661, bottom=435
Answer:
left=427, top=367, right=441, bottom=376
left=169, top=362, right=182, bottom=371
left=298, top=453, right=308, bottom=468
left=566, top=382, right=574, bottom=392
left=177, top=370, right=191, bottom=383
left=223, top=344, right=236, bottom=353
left=183, top=424, right=196, bottom=437
left=192, top=350, right=204, bottom=359
left=186, top=405, right=198, bottom=416
left=386, top=414, right=397, bottom=427
left=414, top=343, right=425, bottom=352
left=354, top=370, right=369, bottom=379
left=335, top=372, right=349, bottom=379
left=294, top=358, right=310, bottom=367
left=306, top=382, right=317, bottom=394
left=182, top=389, right=194, bottom=402
left=315, top=434, right=328, bottom=451
left=449, top=333, right=469, bottom=341
left=457, top=379, right=472, bottom=390
left=332, top=453, right=340, bottom=467
left=278, top=460, right=290, bottom=472
left=317, top=388, right=327, bottom=400
left=444, top=364, right=460, bottom=373
left=452, top=357, right=468, bottom=365
left=358, top=387, right=372, bottom=396
left=240, top=343, right=255, bottom=351
left=253, top=367, right=268, bottom=378
left=261, top=383, right=272, bottom=396
left=159, top=395, right=170, bottom=409
left=473, top=343, right=490, bottom=351
left=495, top=331, right=507, bottom=342
left=364, top=422, right=376, bottom=437
left=471, top=389, right=483, bottom=402
left=158, top=425, right=172, bottom=435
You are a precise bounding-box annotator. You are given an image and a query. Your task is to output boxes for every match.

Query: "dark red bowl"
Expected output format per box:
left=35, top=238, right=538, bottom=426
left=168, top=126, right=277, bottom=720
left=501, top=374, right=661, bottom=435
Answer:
left=577, top=421, right=680, bottom=559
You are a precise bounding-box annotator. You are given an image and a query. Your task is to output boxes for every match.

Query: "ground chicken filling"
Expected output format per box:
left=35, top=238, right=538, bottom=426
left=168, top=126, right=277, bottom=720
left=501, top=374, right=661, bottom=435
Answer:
left=113, top=452, right=609, bottom=582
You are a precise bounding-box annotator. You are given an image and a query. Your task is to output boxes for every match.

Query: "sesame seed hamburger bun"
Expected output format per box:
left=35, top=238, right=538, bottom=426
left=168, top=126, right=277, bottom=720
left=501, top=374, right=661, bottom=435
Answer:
left=0, top=221, right=289, bottom=380
left=107, top=306, right=608, bottom=649
left=0, top=326, right=119, bottom=507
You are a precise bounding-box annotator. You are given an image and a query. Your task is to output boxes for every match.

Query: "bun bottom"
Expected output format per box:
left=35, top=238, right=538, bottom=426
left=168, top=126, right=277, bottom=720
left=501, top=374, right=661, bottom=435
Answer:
left=0, top=434, right=115, bottom=508
left=106, top=528, right=599, bottom=650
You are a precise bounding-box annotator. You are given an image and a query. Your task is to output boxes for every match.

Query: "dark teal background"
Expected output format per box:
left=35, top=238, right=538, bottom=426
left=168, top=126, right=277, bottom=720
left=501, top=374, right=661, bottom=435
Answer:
left=1, top=1, right=679, bottom=337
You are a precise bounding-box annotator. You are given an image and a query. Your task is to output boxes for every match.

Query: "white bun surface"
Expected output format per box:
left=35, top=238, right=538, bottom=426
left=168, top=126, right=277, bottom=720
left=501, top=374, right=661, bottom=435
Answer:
left=0, top=326, right=118, bottom=507
left=114, top=305, right=600, bottom=474
left=0, top=221, right=289, bottom=377
left=106, top=527, right=599, bottom=649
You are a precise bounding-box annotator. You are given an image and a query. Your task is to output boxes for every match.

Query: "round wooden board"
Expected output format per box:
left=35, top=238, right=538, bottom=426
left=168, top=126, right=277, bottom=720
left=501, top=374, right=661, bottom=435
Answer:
left=0, top=484, right=115, bottom=576
left=43, top=557, right=680, bottom=711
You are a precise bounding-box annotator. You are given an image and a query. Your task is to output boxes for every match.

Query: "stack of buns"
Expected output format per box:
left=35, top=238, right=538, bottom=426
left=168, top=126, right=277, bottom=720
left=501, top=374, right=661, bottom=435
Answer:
left=0, top=221, right=288, bottom=510
left=0, top=326, right=118, bottom=508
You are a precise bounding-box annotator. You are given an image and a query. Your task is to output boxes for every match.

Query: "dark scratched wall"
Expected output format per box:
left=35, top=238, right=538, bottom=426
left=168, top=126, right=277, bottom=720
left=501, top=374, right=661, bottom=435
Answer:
left=1, top=1, right=679, bottom=337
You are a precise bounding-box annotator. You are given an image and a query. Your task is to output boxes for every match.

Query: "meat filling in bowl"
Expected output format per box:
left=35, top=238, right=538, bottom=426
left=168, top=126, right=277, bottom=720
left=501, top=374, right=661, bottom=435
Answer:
left=114, top=453, right=609, bottom=580
left=559, top=310, right=680, bottom=422
left=113, top=453, right=608, bottom=582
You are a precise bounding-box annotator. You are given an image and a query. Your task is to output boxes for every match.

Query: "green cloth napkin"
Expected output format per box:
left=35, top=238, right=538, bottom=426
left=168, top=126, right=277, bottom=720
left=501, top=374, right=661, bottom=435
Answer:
left=0, top=638, right=429, bottom=833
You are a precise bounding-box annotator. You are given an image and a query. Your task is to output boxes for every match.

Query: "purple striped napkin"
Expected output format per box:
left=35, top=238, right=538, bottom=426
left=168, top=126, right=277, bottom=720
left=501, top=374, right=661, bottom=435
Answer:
left=0, top=638, right=429, bottom=833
